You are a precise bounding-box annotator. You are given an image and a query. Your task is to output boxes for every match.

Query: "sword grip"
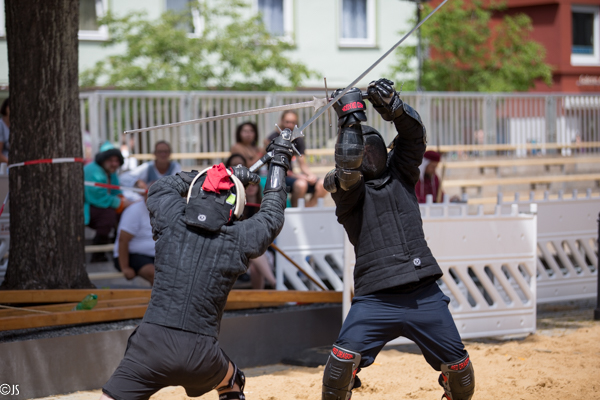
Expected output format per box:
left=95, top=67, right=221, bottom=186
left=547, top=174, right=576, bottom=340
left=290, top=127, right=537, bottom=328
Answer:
left=249, top=151, right=274, bottom=173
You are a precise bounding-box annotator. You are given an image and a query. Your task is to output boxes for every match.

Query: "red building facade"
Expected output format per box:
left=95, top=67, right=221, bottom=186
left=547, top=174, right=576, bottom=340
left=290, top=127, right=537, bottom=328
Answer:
left=429, top=0, right=600, bottom=92
left=500, top=0, right=600, bottom=92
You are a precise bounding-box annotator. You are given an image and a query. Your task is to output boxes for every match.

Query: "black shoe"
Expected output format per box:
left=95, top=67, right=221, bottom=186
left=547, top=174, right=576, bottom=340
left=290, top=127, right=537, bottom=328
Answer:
left=90, top=253, right=109, bottom=263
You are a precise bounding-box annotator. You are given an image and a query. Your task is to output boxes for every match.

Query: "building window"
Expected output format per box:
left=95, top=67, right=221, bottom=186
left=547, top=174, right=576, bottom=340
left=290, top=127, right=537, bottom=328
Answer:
left=339, top=0, right=375, bottom=48
left=571, top=5, right=599, bottom=65
left=79, top=0, right=108, bottom=40
left=166, top=0, right=204, bottom=36
left=256, top=0, right=293, bottom=40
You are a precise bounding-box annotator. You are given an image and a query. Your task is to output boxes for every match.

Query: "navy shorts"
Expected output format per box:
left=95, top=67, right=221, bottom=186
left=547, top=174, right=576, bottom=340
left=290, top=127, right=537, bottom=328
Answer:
left=285, top=176, right=317, bottom=194
left=103, top=322, right=229, bottom=400
left=114, top=254, right=155, bottom=274
left=336, top=283, right=467, bottom=371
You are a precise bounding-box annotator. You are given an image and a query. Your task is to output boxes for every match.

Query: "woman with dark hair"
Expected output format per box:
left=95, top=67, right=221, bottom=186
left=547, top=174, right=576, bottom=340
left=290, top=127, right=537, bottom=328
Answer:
left=0, top=98, right=10, bottom=164
left=230, top=121, right=264, bottom=167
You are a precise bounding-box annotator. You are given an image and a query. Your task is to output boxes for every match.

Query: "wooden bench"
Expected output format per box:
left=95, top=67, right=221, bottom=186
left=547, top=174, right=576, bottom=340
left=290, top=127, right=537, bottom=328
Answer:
left=443, top=156, right=600, bottom=175
left=444, top=173, right=600, bottom=194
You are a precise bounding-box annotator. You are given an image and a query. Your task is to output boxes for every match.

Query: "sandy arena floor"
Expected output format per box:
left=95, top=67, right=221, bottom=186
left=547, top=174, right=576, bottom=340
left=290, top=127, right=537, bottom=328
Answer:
left=36, top=305, right=600, bottom=400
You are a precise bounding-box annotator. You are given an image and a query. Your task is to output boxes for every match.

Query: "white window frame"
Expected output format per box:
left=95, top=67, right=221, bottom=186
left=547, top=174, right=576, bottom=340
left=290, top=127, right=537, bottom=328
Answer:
left=254, top=0, right=294, bottom=43
left=571, top=4, right=600, bottom=66
left=166, top=0, right=205, bottom=38
left=338, top=0, right=376, bottom=48
left=78, top=0, right=109, bottom=41
left=0, top=1, right=5, bottom=38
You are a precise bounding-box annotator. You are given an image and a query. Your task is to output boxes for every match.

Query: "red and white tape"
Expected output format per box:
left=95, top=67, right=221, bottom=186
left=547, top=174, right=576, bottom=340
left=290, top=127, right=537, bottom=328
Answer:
left=84, top=181, right=147, bottom=194
left=8, top=157, right=84, bottom=169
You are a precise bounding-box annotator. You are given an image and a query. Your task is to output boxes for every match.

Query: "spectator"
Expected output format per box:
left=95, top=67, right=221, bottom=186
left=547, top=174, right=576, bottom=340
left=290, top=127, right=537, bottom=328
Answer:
left=264, top=111, right=327, bottom=207
left=0, top=98, right=9, bottom=164
left=225, top=153, right=276, bottom=289
left=113, top=183, right=155, bottom=285
left=415, top=150, right=442, bottom=203
left=84, top=142, right=132, bottom=262
left=121, top=140, right=181, bottom=188
left=230, top=122, right=265, bottom=167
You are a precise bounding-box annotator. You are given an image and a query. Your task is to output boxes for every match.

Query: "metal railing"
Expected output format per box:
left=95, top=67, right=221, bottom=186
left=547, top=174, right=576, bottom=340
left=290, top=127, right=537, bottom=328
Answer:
left=80, top=91, right=600, bottom=160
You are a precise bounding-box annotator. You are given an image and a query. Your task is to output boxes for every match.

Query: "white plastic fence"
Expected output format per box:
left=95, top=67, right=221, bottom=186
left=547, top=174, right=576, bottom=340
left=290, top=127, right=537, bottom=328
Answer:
left=498, top=190, right=599, bottom=303
left=275, top=198, right=538, bottom=340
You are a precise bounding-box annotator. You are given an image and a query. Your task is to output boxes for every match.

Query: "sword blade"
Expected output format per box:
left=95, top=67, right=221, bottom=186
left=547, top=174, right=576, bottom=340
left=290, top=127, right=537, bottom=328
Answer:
left=123, top=97, right=328, bottom=135
left=294, top=0, right=449, bottom=137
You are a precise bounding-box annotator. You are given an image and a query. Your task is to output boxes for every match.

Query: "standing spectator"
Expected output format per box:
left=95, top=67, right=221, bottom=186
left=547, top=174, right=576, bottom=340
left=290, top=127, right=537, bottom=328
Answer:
left=415, top=150, right=442, bottom=203
left=113, top=184, right=155, bottom=285
left=121, top=140, right=181, bottom=188
left=0, top=98, right=10, bottom=164
left=84, top=142, right=132, bottom=262
left=230, top=122, right=265, bottom=167
left=265, top=111, right=327, bottom=207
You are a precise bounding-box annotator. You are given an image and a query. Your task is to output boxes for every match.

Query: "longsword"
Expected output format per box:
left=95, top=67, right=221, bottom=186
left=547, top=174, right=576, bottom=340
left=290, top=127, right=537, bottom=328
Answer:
left=122, top=97, right=328, bottom=136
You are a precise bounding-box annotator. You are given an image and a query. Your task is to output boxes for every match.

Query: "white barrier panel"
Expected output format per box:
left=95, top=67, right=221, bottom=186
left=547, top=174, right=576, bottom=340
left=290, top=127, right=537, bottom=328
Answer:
left=274, top=199, right=346, bottom=291
left=499, top=190, right=599, bottom=303
left=275, top=198, right=537, bottom=341
left=389, top=203, right=538, bottom=343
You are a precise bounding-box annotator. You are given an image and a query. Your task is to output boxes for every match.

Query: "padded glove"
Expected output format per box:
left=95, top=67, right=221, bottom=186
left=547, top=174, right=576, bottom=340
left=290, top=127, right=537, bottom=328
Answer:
left=367, top=78, right=404, bottom=121
left=266, top=130, right=295, bottom=172
left=230, top=165, right=260, bottom=187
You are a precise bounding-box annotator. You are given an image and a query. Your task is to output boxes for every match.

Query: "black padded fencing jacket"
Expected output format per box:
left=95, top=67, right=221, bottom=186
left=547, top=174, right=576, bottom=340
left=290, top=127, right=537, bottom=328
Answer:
left=143, top=174, right=286, bottom=337
left=332, top=102, right=443, bottom=297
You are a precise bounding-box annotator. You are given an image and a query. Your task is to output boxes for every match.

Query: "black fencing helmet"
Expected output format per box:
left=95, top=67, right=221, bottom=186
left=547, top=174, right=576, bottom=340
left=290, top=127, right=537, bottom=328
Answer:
left=183, top=167, right=246, bottom=232
left=360, top=125, right=388, bottom=181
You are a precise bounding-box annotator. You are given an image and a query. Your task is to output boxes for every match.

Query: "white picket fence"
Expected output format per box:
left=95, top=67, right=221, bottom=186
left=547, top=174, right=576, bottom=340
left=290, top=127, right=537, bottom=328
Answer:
left=498, top=190, right=599, bottom=303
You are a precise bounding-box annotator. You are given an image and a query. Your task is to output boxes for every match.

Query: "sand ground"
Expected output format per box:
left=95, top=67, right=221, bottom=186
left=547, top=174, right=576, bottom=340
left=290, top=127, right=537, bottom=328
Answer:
left=36, top=304, right=600, bottom=400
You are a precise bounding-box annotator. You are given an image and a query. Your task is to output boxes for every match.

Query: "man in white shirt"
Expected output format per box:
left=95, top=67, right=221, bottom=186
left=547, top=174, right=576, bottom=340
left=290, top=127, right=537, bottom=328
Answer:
left=113, top=197, right=155, bottom=285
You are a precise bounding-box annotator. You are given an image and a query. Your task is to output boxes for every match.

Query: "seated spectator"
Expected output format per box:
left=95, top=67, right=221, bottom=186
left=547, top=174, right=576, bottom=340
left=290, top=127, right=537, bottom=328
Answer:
left=264, top=110, right=327, bottom=207
left=84, top=142, right=133, bottom=262
left=230, top=121, right=265, bottom=167
left=0, top=97, right=9, bottom=164
left=225, top=153, right=276, bottom=289
left=416, top=150, right=442, bottom=203
left=121, top=140, right=181, bottom=188
left=113, top=183, right=155, bottom=285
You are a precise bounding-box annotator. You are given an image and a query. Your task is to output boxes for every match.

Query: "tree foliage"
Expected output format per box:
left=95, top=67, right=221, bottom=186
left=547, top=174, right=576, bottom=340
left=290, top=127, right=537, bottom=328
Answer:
left=80, top=0, right=314, bottom=91
left=391, top=0, right=553, bottom=92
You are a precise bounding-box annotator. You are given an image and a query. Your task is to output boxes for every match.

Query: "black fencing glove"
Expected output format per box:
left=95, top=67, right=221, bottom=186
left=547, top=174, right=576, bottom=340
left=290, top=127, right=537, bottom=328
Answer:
left=266, top=131, right=295, bottom=172
left=177, top=170, right=199, bottom=184
left=323, top=168, right=338, bottom=193
left=230, top=165, right=260, bottom=187
left=331, top=87, right=368, bottom=128
left=367, top=78, right=404, bottom=121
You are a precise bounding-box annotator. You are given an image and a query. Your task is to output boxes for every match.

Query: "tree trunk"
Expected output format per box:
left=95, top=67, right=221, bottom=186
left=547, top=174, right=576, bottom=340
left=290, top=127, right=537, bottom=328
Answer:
left=1, top=0, right=93, bottom=289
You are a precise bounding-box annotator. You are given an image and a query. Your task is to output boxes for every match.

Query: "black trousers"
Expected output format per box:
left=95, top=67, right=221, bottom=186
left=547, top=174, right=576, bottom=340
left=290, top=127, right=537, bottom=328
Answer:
left=335, top=282, right=467, bottom=371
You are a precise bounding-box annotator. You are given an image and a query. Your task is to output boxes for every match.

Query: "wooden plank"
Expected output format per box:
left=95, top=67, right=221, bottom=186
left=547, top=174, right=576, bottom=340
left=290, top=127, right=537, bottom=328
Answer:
left=226, top=290, right=342, bottom=303
left=0, top=298, right=150, bottom=318
left=444, top=156, right=600, bottom=169
left=443, top=173, right=600, bottom=188
left=0, top=305, right=148, bottom=332
left=84, top=244, right=115, bottom=253
left=0, top=289, right=341, bottom=306
left=0, top=289, right=152, bottom=304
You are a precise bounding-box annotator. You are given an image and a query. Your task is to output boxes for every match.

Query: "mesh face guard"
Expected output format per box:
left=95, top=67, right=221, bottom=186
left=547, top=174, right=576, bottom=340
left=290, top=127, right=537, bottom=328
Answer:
left=360, top=125, right=387, bottom=181
left=184, top=167, right=246, bottom=231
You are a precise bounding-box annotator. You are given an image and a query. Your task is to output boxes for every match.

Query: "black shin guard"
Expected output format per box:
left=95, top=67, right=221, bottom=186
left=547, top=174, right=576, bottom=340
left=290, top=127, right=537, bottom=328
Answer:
left=438, top=353, right=475, bottom=400
left=217, top=362, right=246, bottom=400
left=322, top=345, right=362, bottom=400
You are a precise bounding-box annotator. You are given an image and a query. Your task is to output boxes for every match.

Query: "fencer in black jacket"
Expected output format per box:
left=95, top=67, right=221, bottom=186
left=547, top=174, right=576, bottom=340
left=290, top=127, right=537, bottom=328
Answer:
left=320, top=79, right=475, bottom=400
left=101, top=133, right=295, bottom=400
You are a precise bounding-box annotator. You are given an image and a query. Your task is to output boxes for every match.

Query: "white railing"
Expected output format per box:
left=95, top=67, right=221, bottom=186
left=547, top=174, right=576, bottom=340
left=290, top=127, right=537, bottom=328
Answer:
left=79, top=91, right=600, bottom=160
left=498, top=190, right=599, bottom=303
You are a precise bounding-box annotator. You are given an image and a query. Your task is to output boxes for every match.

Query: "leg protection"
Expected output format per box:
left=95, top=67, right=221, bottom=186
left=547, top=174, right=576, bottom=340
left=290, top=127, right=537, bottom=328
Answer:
left=322, top=345, right=362, bottom=400
left=438, top=353, right=475, bottom=400
left=217, top=362, right=246, bottom=400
